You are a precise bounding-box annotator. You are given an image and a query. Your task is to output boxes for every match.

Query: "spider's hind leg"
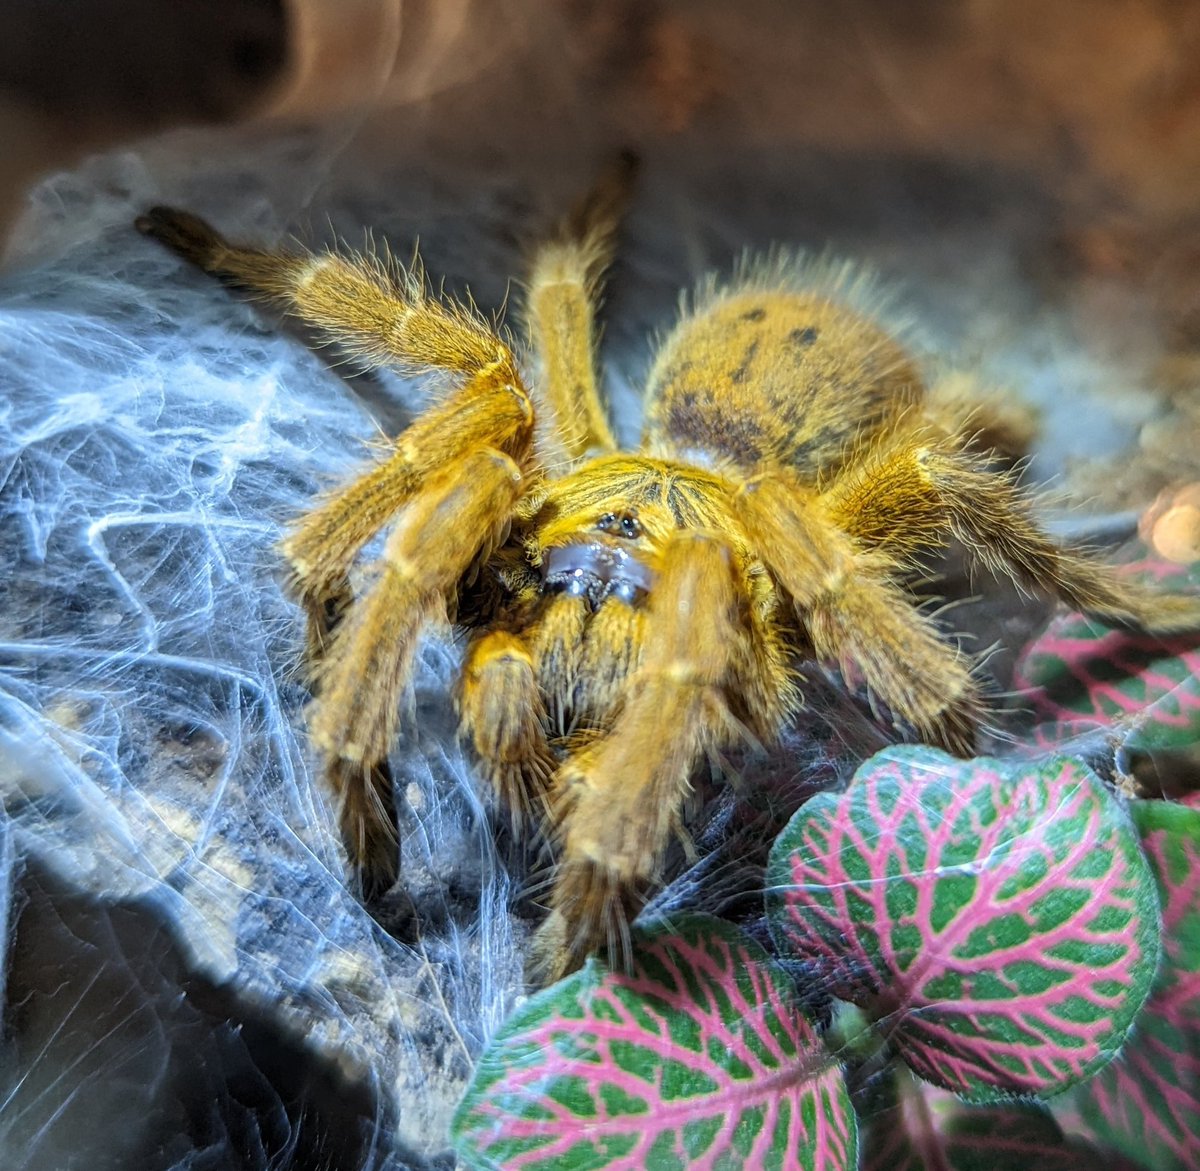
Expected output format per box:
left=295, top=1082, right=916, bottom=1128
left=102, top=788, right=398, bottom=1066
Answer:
left=924, top=369, right=1040, bottom=464
left=822, top=429, right=1200, bottom=634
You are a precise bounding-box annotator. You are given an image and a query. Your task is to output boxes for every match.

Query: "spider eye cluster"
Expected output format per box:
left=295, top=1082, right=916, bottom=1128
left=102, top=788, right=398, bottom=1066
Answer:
left=596, top=509, right=643, bottom=540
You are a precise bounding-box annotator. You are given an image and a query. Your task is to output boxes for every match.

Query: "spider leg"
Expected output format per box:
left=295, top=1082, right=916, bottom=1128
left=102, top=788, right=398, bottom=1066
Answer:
left=137, top=205, right=537, bottom=657
left=737, top=471, right=982, bottom=756
left=138, top=208, right=547, bottom=890
left=458, top=629, right=555, bottom=831
left=312, top=447, right=525, bottom=886
left=283, top=366, right=533, bottom=661
left=137, top=205, right=509, bottom=373
left=924, top=370, right=1039, bottom=463
left=533, top=529, right=742, bottom=981
left=822, top=432, right=1200, bottom=633
left=523, top=152, right=637, bottom=460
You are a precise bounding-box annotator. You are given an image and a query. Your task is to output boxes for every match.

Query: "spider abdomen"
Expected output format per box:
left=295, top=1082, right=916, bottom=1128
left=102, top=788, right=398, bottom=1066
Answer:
left=643, top=288, right=923, bottom=478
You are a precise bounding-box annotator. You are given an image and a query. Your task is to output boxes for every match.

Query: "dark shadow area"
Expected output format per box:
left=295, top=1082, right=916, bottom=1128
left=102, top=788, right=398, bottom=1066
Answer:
left=0, top=856, right=403, bottom=1171
left=0, top=0, right=286, bottom=125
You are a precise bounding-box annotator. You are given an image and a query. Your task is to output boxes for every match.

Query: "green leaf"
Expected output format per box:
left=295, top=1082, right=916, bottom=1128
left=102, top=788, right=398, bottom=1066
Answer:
left=453, top=917, right=857, bottom=1170
left=767, top=746, right=1161, bottom=1100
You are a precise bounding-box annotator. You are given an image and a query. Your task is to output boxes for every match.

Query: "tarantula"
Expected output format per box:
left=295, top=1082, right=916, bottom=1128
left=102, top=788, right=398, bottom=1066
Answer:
left=137, top=160, right=1198, bottom=980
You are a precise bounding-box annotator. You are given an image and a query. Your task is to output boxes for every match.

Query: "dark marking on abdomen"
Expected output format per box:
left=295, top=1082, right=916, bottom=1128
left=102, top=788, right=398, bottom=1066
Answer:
left=729, top=338, right=760, bottom=385
left=664, top=395, right=766, bottom=465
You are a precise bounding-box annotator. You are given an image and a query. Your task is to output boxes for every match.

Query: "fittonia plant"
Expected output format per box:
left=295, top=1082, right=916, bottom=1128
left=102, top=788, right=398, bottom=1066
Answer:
left=1015, top=557, right=1200, bottom=774
left=454, top=559, right=1200, bottom=1170
left=1059, top=801, right=1200, bottom=1171
left=453, top=918, right=857, bottom=1171
left=765, top=747, right=1160, bottom=1103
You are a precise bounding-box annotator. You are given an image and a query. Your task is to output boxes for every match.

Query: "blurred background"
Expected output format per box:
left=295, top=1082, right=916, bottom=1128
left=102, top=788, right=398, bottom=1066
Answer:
left=5, top=0, right=1200, bottom=223
left=4, top=0, right=1200, bottom=218
left=2, top=2, right=1199, bottom=1169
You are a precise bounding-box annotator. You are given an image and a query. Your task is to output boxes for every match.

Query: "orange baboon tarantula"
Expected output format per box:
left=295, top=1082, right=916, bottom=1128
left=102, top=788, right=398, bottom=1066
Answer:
left=138, top=161, right=1198, bottom=979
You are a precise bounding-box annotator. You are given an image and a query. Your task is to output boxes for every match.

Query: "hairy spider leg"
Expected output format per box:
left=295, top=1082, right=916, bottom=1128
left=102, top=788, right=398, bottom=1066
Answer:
left=283, top=368, right=532, bottom=659
left=736, top=469, right=981, bottom=755
left=523, top=152, right=638, bottom=462
left=458, top=629, right=556, bottom=830
left=136, top=206, right=511, bottom=372
left=534, top=529, right=743, bottom=979
left=138, top=206, right=540, bottom=888
left=456, top=154, right=647, bottom=837
left=311, top=448, right=526, bottom=885
left=822, top=428, right=1200, bottom=633
left=636, top=276, right=981, bottom=752
left=923, top=369, right=1039, bottom=462
left=136, top=206, right=534, bottom=652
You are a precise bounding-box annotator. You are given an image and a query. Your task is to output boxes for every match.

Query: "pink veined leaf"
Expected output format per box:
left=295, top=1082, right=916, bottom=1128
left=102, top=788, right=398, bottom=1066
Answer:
left=1014, top=557, right=1200, bottom=753
left=766, top=745, right=1161, bottom=1101
left=1058, top=801, right=1200, bottom=1171
left=451, top=917, right=857, bottom=1171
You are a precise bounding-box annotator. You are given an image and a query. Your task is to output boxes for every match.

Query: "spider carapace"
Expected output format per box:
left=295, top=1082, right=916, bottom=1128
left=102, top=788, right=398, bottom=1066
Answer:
left=138, top=159, right=1199, bottom=981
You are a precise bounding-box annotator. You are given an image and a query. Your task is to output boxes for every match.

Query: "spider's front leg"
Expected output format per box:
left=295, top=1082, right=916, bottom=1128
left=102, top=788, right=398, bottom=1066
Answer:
left=136, top=207, right=542, bottom=889
left=300, top=369, right=534, bottom=890
left=137, top=205, right=534, bottom=658
left=532, top=530, right=743, bottom=982
left=314, top=447, right=526, bottom=888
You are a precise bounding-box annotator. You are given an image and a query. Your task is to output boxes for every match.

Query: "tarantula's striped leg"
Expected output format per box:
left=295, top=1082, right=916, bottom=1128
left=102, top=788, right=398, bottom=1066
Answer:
left=737, top=471, right=983, bottom=756
left=137, top=206, right=512, bottom=374
left=283, top=365, right=533, bottom=663
left=524, top=152, right=637, bottom=460
left=534, top=530, right=742, bottom=981
left=822, top=433, right=1200, bottom=634
left=137, top=205, right=538, bottom=660
left=458, top=630, right=556, bottom=830
left=312, top=447, right=524, bottom=888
